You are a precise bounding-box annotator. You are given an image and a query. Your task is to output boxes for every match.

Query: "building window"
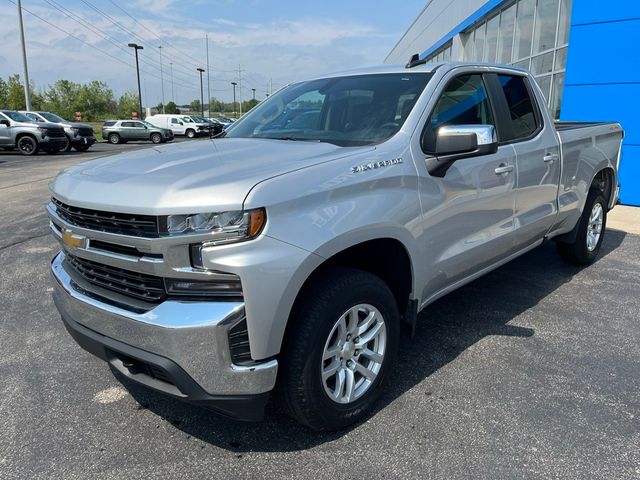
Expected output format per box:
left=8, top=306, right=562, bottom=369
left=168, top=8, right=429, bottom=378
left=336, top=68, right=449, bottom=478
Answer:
left=424, top=41, right=453, bottom=64
left=461, top=0, right=572, bottom=119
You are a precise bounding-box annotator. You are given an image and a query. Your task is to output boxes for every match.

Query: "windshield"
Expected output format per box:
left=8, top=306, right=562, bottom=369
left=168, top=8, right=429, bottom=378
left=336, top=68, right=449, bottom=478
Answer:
left=226, top=73, right=432, bottom=146
left=1, top=111, right=34, bottom=123
left=40, top=112, right=67, bottom=123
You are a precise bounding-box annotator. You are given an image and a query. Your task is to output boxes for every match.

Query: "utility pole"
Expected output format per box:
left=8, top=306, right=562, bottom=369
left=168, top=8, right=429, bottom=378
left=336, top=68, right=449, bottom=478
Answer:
left=16, top=0, right=32, bottom=110
left=252, top=88, right=256, bottom=101
left=169, top=62, right=175, bottom=103
left=158, top=46, right=165, bottom=113
left=231, top=82, right=237, bottom=117
left=238, top=64, right=242, bottom=116
left=127, top=43, right=144, bottom=119
left=206, top=34, right=211, bottom=117
left=197, top=68, right=205, bottom=117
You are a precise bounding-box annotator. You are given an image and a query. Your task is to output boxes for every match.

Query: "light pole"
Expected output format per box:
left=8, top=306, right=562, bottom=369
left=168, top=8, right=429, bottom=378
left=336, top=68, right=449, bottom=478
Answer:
left=158, top=46, right=165, bottom=113
left=169, top=62, right=175, bottom=104
left=16, top=0, right=31, bottom=110
left=127, top=43, right=144, bottom=119
left=231, top=82, right=237, bottom=117
left=252, top=88, right=256, bottom=102
left=197, top=68, right=205, bottom=118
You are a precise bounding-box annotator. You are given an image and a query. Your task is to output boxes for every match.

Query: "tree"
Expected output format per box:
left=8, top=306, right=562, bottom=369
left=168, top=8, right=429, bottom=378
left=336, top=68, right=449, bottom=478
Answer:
left=190, top=99, right=201, bottom=113
left=117, top=91, right=140, bottom=118
left=6, top=75, right=27, bottom=110
left=0, top=78, right=7, bottom=107
left=165, top=101, right=179, bottom=114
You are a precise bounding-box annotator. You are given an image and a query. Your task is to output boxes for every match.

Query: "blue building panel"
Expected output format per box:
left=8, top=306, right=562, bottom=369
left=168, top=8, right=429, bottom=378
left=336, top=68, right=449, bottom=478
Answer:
left=561, top=4, right=640, bottom=206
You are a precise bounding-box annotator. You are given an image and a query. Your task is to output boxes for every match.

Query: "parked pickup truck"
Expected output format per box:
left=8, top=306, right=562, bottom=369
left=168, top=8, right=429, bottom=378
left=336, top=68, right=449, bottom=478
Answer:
left=0, top=110, right=67, bottom=155
left=48, top=61, right=623, bottom=430
left=21, top=111, right=96, bottom=152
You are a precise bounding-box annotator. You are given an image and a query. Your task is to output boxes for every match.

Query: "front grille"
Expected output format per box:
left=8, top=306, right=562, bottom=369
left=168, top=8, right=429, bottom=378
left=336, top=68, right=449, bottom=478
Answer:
left=53, top=198, right=159, bottom=238
left=65, top=253, right=166, bottom=303
left=47, top=128, right=66, bottom=138
left=228, top=319, right=253, bottom=365
left=78, top=127, right=93, bottom=137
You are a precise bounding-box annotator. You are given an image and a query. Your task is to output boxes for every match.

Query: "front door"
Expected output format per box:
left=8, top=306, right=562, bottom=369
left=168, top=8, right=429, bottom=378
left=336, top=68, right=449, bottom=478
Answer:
left=0, top=113, right=11, bottom=146
left=414, top=72, right=518, bottom=301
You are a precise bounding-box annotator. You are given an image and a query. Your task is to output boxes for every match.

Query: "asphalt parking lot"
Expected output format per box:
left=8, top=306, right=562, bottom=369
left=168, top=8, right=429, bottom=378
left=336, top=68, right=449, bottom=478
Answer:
left=0, top=142, right=638, bottom=479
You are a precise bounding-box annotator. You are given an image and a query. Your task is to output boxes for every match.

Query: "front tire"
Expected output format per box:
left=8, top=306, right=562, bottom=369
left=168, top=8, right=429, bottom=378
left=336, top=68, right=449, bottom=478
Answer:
left=556, top=188, right=607, bottom=265
left=62, top=135, right=72, bottom=152
left=279, top=267, right=399, bottom=431
left=185, top=129, right=196, bottom=138
left=151, top=132, right=162, bottom=144
left=17, top=136, right=39, bottom=156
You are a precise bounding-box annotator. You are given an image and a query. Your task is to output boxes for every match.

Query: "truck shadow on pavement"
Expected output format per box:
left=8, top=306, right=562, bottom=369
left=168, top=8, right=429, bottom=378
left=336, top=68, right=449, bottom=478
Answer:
left=116, top=229, right=626, bottom=452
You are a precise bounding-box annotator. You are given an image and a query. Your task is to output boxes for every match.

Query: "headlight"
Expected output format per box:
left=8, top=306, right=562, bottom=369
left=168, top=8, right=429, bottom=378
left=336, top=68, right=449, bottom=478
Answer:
left=161, top=208, right=266, bottom=244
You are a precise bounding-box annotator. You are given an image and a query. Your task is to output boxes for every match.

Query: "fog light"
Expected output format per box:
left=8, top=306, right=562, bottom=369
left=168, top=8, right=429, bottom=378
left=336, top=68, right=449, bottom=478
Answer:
left=164, top=276, right=242, bottom=297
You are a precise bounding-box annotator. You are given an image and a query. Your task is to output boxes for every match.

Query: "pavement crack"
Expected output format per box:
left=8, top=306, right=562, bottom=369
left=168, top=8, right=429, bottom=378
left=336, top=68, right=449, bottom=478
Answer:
left=0, top=233, right=50, bottom=252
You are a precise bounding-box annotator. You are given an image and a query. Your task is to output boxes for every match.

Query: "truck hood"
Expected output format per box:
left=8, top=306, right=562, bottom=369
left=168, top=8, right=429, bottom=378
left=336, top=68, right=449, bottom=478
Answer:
left=50, top=138, right=373, bottom=214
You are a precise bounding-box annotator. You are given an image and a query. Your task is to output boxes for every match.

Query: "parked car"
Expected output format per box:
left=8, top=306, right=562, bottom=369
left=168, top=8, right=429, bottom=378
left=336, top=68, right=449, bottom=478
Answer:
left=21, top=111, right=96, bottom=152
left=101, top=120, right=174, bottom=144
left=0, top=110, right=67, bottom=155
left=209, top=117, right=234, bottom=129
left=146, top=114, right=206, bottom=138
left=47, top=61, right=623, bottom=430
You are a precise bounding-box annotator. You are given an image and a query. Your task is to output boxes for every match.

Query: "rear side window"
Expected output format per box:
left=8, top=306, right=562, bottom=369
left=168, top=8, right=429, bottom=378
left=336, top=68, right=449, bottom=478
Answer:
left=103, top=121, right=116, bottom=126
left=497, top=75, right=539, bottom=141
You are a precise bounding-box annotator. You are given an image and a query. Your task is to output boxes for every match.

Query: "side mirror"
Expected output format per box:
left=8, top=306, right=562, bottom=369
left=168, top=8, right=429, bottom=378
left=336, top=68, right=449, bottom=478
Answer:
left=179, top=121, right=184, bottom=125
left=425, top=125, right=497, bottom=177
left=0, top=119, right=9, bottom=127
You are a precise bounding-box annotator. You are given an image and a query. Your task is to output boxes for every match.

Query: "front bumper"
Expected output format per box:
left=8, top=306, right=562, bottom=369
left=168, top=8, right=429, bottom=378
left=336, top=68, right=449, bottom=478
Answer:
left=70, top=135, right=96, bottom=147
left=50, top=251, right=278, bottom=420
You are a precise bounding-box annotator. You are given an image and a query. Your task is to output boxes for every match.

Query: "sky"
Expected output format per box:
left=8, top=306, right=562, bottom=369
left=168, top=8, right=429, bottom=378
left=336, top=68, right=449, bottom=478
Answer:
left=0, top=0, right=427, bottom=107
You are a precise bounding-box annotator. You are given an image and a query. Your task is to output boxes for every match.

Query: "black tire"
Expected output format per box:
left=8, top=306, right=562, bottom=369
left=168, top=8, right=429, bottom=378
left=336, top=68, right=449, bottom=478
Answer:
left=16, top=135, right=39, bottom=156
left=150, top=133, right=162, bottom=144
left=62, top=135, right=72, bottom=152
left=279, top=267, right=400, bottom=431
left=556, top=188, right=607, bottom=265
left=185, top=129, right=196, bottom=138
left=108, top=133, right=120, bottom=144
left=73, top=144, right=90, bottom=152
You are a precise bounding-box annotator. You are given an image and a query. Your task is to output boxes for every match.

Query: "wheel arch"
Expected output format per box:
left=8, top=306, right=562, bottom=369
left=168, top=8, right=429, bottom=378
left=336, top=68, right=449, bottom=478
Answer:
left=276, top=235, right=416, bottom=357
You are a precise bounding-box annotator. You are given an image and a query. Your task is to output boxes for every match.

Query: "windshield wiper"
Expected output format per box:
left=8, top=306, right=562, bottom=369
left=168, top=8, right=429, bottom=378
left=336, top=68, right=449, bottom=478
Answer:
left=268, top=136, right=322, bottom=142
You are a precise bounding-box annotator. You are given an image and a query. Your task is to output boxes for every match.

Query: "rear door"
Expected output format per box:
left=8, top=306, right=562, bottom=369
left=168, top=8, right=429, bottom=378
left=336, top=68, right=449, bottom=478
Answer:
left=488, top=74, right=561, bottom=248
left=414, top=70, right=518, bottom=298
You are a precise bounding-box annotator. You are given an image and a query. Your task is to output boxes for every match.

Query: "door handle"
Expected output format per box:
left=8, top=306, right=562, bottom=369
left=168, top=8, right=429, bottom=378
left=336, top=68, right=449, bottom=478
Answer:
left=543, top=153, right=559, bottom=163
left=494, top=164, right=514, bottom=175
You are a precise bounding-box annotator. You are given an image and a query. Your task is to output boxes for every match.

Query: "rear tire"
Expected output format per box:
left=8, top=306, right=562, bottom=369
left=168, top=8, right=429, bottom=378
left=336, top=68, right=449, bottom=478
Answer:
left=556, top=188, right=607, bottom=265
left=73, top=144, right=90, bottom=152
left=279, top=267, right=400, bottom=431
left=17, top=136, right=39, bottom=156
left=151, top=133, right=162, bottom=144
left=186, top=129, right=196, bottom=138
left=108, top=133, right=120, bottom=144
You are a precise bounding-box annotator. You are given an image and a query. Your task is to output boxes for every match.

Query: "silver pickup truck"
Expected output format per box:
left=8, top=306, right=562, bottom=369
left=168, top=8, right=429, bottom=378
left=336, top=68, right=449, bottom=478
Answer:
left=48, top=61, right=623, bottom=431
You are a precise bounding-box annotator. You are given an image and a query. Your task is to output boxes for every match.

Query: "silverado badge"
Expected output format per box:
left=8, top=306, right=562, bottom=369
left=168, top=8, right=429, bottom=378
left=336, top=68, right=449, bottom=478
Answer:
left=351, top=157, right=403, bottom=174
left=62, top=229, right=87, bottom=249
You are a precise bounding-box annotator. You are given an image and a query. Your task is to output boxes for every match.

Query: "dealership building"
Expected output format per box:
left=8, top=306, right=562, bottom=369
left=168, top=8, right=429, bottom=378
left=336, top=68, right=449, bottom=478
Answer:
left=386, top=0, right=639, bottom=206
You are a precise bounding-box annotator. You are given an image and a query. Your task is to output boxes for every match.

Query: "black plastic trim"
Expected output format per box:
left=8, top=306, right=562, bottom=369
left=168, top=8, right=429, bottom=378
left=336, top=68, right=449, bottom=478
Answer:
left=59, top=312, right=271, bottom=421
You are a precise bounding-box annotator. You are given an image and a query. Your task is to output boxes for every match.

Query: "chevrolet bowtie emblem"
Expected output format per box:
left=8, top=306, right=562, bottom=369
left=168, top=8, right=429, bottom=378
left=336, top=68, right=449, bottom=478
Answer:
left=62, top=229, right=87, bottom=249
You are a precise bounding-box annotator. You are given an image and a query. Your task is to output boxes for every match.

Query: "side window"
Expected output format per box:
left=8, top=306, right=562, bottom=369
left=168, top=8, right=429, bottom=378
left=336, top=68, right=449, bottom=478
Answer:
left=26, top=113, right=39, bottom=121
left=497, top=75, right=539, bottom=141
left=121, top=122, right=133, bottom=127
left=132, top=122, right=143, bottom=128
left=423, top=74, right=495, bottom=153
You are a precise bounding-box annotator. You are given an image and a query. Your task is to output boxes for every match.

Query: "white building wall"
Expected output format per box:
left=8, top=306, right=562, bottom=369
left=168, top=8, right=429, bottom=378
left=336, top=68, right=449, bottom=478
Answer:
left=385, top=0, right=488, bottom=64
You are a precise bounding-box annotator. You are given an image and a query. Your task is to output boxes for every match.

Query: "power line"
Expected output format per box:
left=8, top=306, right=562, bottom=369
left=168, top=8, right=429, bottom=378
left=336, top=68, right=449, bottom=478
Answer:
left=36, top=0, right=201, bottom=90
